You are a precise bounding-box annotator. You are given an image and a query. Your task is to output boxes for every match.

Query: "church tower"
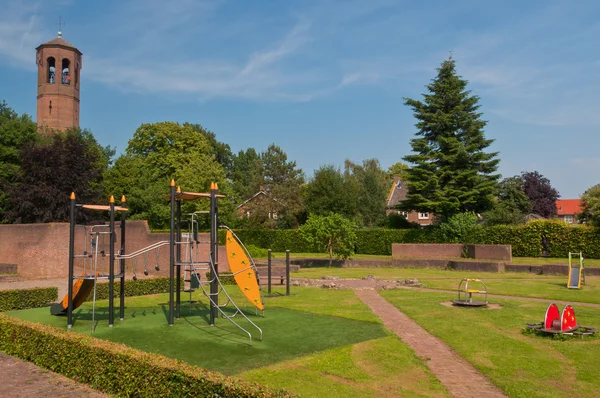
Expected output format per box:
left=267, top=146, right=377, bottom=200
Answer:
left=36, top=29, right=82, bottom=131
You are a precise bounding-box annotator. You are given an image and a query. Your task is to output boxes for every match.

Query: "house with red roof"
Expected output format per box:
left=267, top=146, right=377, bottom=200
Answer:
left=385, top=176, right=434, bottom=226
left=556, top=199, right=583, bottom=224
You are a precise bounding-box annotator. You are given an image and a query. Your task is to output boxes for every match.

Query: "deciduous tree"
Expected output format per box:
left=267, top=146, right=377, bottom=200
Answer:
left=300, top=213, right=357, bottom=267
left=578, top=184, right=600, bottom=226
left=520, top=171, right=559, bottom=218
left=400, top=58, right=500, bottom=221
left=104, top=122, right=234, bottom=229
left=4, top=128, right=109, bottom=223
left=305, top=165, right=356, bottom=218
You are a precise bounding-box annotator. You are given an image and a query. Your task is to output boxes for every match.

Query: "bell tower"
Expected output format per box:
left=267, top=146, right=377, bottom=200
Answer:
left=36, top=29, right=82, bottom=132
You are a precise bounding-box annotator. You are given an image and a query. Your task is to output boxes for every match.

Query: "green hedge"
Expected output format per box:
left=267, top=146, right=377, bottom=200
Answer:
left=0, top=287, right=58, bottom=312
left=85, top=277, right=182, bottom=301
left=228, top=221, right=600, bottom=259
left=0, top=314, right=291, bottom=397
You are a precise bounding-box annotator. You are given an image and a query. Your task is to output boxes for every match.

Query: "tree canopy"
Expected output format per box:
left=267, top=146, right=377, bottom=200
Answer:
left=400, top=58, right=500, bottom=221
left=3, top=128, right=110, bottom=223
left=345, top=159, right=389, bottom=227
left=0, top=101, right=39, bottom=221
left=520, top=171, right=559, bottom=218
left=578, top=184, right=600, bottom=226
left=482, top=176, right=532, bottom=225
left=304, top=164, right=356, bottom=218
left=104, top=122, right=234, bottom=229
left=300, top=213, right=357, bottom=267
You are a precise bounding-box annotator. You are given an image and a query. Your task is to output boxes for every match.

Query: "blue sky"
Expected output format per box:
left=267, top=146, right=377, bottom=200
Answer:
left=1, top=0, right=599, bottom=198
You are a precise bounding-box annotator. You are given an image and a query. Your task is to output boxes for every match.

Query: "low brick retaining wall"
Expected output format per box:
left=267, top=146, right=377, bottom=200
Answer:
left=447, top=260, right=506, bottom=273
left=392, top=259, right=450, bottom=269
left=392, top=243, right=512, bottom=261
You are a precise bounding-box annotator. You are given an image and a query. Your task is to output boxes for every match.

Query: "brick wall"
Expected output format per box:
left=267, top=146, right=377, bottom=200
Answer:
left=0, top=221, right=230, bottom=280
left=392, top=243, right=512, bottom=261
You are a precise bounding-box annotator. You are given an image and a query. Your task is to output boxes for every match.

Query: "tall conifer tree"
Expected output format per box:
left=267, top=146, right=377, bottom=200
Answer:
left=400, top=58, right=500, bottom=220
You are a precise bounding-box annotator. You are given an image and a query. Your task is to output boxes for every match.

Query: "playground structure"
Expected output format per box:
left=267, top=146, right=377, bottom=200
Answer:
left=527, top=303, right=596, bottom=336
left=567, top=252, right=585, bottom=289
left=452, top=278, right=488, bottom=307
left=52, top=181, right=264, bottom=344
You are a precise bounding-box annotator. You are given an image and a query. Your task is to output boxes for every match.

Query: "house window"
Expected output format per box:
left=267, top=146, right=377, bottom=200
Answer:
left=564, top=215, right=573, bottom=224
left=246, top=211, right=251, bottom=218
left=418, top=212, right=429, bottom=220
left=397, top=211, right=408, bottom=218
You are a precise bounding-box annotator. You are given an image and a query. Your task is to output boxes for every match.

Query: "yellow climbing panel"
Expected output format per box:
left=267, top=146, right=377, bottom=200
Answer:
left=225, top=230, right=264, bottom=310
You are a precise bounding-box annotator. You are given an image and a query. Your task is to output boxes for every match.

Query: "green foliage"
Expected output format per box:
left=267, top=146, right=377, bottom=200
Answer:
left=231, top=148, right=263, bottom=202
left=0, top=101, right=39, bottom=221
left=579, top=184, right=600, bottom=226
left=483, top=176, right=532, bottom=226
left=385, top=213, right=420, bottom=229
left=0, top=287, right=58, bottom=311
left=387, top=161, right=410, bottom=181
left=0, top=314, right=291, bottom=397
left=438, top=212, right=479, bottom=243
left=245, top=244, right=269, bottom=259
left=305, top=165, right=356, bottom=218
left=521, top=171, right=560, bottom=218
left=4, top=128, right=110, bottom=223
left=205, top=272, right=236, bottom=285
left=300, top=213, right=357, bottom=267
left=84, top=277, right=182, bottom=301
left=104, top=122, right=235, bottom=229
left=401, top=58, right=500, bottom=220
left=345, top=159, right=390, bottom=227
left=229, top=219, right=600, bottom=259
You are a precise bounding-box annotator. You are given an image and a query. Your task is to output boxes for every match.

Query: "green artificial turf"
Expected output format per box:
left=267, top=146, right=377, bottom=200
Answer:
left=7, top=287, right=387, bottom=376
left=379, top=289, right=600, bottom=397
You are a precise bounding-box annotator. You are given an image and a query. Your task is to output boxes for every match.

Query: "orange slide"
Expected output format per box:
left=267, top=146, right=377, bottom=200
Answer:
left=50, top=278, right=95, bottom=315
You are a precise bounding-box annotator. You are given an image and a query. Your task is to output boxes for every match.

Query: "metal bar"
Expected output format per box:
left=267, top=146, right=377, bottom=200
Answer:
left=67, top=192, right=76, bottom=329
left=267, top=249, right=272, bottom=294
left=108, top=197, right=115, bottom=327
left=286, top=250, right=290, bottom=296
left=115, top=241, right=169, bottom=259
left=169, top=181, right=175, bottom=326
left=176, top=197, right=181, bottom=319
left=119, top=197, right=126, bottom=321
left=209, top=184, right=217, bottom=325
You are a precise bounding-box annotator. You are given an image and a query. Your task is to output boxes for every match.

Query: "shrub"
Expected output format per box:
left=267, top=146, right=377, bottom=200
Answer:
left=437, top=213, right=479, bottom=243
left=0, top=314, right=292, bottom=397
left=85, top=277, right=182, bottom=301
left=245, top=244, right=269, bottom=259
left=0, top=287, right=58, bottom=311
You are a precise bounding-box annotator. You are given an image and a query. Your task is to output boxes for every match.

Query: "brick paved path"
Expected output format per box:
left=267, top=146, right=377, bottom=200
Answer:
left=355, top=289, right=508, bottom=398
left=0, top=353, right=107, bottom=398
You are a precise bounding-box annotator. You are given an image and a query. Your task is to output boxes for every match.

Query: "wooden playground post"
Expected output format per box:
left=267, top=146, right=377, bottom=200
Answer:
left=267, top=249, right=272, bottom=294
left=169, top=180, right=175, bottom=326
left=67, top=192, right=75, bottom=329
left=209, top=182, right=219, bottom=325
left=119, top=195, right=126, bottom=321
left=108, top=195, right=115, bottom=327
left=176, top=188, right=182, bottom=319
left=286, top=250, right=290, bottom=296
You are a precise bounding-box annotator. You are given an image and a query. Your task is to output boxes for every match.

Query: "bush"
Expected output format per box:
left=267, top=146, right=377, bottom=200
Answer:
left=85, top=277, right=182, bottom=301
left=205, top=272, right=236, bottom=285
left=0, top=314, right=292, bottom=397
left=226, top=221, right=600, bottom=258
left=438, top=213, right=479, bottom=243
left=0, top=287, right=58, bottom=311
left=245, top=244, right=269, bottom=259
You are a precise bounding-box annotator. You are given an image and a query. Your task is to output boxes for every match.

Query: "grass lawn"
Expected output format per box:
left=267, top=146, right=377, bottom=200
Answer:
left=269, top=252, right=600, bottom=267
left=294, top=267, right=600, bottom=304
left=5, top=286, right=449, bottom=397
left=379, top=289, right=600, bottom=397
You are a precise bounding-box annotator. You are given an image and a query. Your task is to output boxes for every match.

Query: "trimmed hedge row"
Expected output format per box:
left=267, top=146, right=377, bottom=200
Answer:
left=0, top=287, right=58, bottom=312
left=228, top=221, right=600, bottom=259
left=0, top=314, right=291, bottom=397
left=84, top=277, right=182, bottom=301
